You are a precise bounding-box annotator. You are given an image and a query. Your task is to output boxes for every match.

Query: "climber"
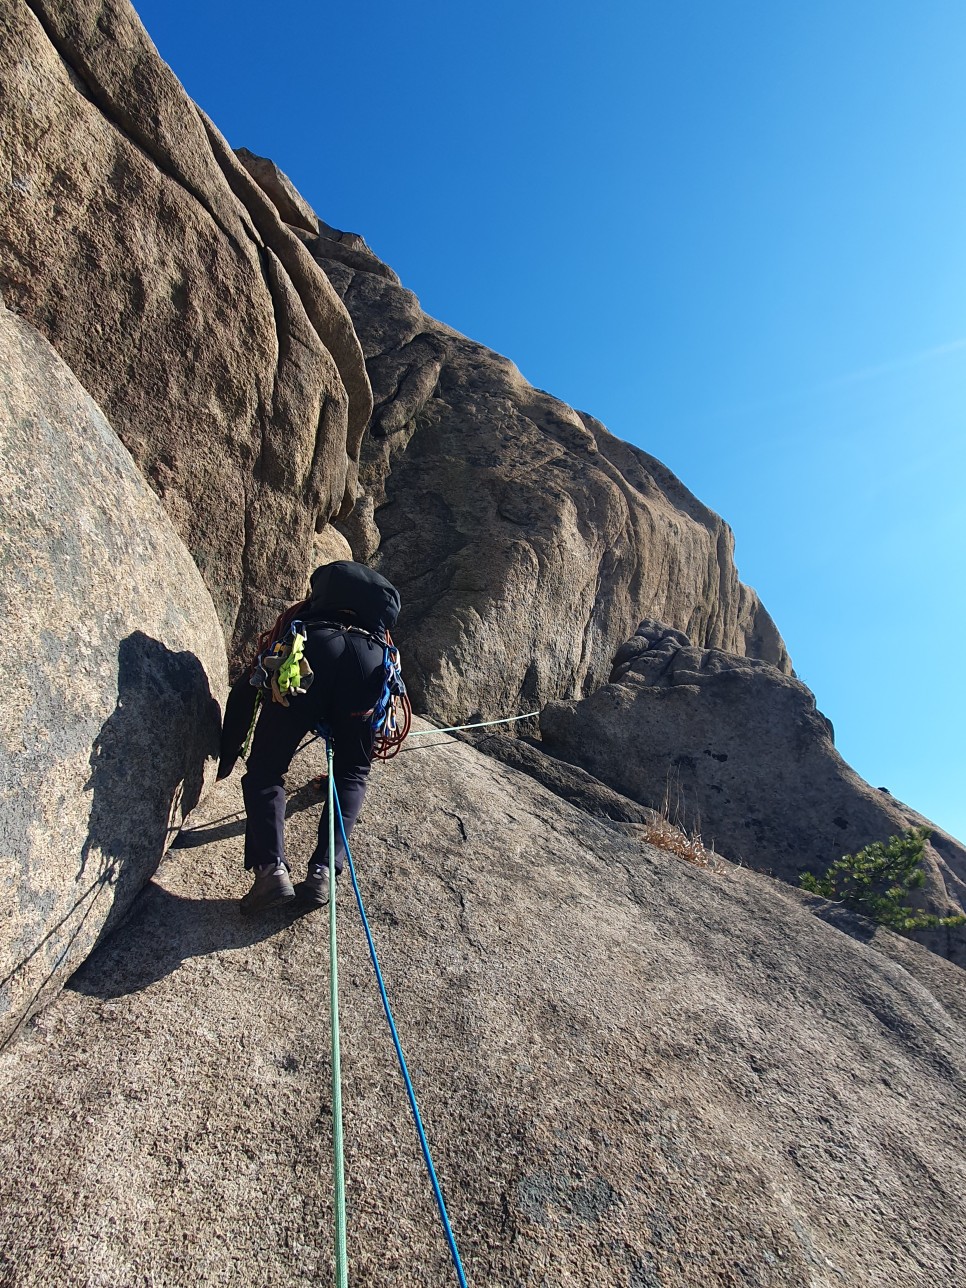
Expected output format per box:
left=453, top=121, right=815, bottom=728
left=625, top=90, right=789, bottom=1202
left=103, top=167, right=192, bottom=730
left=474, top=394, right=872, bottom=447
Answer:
left=218, top=560, right=404, bottom=914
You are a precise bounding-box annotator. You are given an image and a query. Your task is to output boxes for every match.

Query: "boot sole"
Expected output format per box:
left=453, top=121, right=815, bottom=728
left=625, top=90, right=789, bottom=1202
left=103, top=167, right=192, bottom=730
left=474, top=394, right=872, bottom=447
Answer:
left=239, top=889, right=296, bottom=915
left=298, top=883, right=329, bottom=907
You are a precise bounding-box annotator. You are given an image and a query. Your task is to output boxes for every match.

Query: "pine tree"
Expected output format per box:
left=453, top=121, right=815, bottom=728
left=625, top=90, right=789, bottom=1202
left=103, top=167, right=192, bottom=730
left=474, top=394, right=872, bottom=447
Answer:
left=800, top=827, right=966, bottom=933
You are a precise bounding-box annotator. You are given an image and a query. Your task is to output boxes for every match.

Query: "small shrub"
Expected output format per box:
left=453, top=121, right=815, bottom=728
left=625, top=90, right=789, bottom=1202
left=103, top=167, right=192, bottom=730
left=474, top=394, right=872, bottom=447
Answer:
left=648, top=772, right=724, bottom=872
left=800, top=826, right=966, bottom=933
left=643, top=816, right=723, bottom=872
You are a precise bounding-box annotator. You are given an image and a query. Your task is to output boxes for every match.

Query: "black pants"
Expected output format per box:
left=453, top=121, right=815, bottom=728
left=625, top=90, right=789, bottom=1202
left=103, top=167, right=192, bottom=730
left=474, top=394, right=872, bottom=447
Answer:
left=221, top=627, right=386, bottom=873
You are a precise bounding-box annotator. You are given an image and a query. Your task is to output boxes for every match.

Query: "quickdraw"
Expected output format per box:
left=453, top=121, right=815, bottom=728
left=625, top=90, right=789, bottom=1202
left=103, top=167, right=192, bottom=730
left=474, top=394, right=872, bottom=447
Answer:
left=251, top=620, right=314, bottom=707
left=371, top=631, right=412, bottom=760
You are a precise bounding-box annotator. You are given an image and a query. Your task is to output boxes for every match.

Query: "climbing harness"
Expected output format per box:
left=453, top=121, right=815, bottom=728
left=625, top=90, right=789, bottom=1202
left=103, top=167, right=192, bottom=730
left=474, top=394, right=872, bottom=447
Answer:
left=241, top=620, right=315, bottom=758
left=251, top=620, right=314, bottom=707
left=324, top=735, right=468, bottom=1287
left=241, top=604, right=316, bottom=759
left=308, top=620, right=411, bottom=758
left=241, top=611, right=412, bottom=762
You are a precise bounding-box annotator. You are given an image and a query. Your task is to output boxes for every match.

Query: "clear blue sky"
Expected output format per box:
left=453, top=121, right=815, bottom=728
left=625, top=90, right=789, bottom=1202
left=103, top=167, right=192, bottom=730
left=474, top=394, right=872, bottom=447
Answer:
left=132, top=0, right=965, bottom=843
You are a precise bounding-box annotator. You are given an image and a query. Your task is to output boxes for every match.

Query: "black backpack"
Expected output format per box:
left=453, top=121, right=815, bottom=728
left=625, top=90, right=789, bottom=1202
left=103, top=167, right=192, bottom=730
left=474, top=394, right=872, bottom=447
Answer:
left=307, top=560, right=400, bottom=635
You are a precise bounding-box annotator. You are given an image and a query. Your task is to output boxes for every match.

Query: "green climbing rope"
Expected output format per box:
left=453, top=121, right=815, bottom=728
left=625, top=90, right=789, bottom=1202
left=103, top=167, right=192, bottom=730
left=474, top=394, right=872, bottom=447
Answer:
left=241, top=691, right=262, bottom=760
left=328, top=740, right=348, bottom=1288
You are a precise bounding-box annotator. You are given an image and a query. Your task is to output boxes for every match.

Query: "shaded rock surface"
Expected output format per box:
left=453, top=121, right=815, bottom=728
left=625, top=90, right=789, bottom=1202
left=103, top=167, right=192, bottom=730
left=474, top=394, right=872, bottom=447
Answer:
left=0, top=304, right=226, bottom=1048
left=0, top=0, right=371, bottom=664
left=541, top=620, right=966, bottom=957
left=0, top=729, right=964, bottom=1285
left=472, top=730, right=659, bottom=825
left=309, top=240, right=789, bottom=723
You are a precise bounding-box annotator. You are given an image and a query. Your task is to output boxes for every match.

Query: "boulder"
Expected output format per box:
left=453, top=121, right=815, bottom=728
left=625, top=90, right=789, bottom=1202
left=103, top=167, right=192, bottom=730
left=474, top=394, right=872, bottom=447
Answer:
left=540, top=620, right=966, bottom=953
left=312, top=248, right=790, bottom=724
left=0, top=728, right=964, bottom=1284
left=0, top=0, right=371, bottom=667
left=0, top=304, right=227, bottom=1047
left=312, top=522, right=354, bottom=568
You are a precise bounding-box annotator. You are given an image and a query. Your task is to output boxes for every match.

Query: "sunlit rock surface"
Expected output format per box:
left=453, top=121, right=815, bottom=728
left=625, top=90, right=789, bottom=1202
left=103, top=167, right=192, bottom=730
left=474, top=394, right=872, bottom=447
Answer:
left=0, top=0, right=371, bottom=665
left=309, top=238, right=789, bottom=722
left=0, top=305, right=225, bottom=1047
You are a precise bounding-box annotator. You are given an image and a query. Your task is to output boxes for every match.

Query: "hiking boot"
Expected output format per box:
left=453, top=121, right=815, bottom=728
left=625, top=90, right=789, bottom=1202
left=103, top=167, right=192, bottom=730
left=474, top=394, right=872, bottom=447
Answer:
left=301, top=862, right=331, bottom=907
left=240, top=860, right=295, bottom=914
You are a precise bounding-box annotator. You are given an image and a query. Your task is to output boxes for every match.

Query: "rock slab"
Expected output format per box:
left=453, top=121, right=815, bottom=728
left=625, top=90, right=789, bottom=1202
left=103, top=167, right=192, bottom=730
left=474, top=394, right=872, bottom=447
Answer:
left=234, top=147, right=320, bottom=234
left=0, top=305, right=227, bottom=1047
left=0, top=727, right=964, bottom=1285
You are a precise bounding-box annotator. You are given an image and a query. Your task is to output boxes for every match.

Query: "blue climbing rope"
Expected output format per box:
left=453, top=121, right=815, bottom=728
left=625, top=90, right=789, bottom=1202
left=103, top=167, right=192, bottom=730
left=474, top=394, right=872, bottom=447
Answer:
left=331, top=780, right=469, bottom=1288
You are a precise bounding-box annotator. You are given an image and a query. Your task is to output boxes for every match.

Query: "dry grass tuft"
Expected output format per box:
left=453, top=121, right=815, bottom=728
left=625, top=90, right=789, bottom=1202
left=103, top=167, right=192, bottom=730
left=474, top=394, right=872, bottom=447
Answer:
left=642, top=816, right=725, bottom=873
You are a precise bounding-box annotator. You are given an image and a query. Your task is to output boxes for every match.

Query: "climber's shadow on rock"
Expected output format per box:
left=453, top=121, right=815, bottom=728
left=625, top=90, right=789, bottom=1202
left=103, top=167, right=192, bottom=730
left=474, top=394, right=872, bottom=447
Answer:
left=71, top=653, right=329, bottom=999
left=67, top=882, right=319, bottom=1000
left=71, top=772, right=329, bottom=999
left=169, top=777, right=325, bottom=849
left=0, top=632, right=222, bottom=1048
left=78, top=630, right=221, bottom=911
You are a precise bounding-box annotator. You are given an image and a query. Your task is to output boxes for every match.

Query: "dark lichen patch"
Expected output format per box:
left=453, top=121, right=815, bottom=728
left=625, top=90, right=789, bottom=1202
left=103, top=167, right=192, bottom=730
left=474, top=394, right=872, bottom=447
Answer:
left=516, top=1167, right=620, bottom=1229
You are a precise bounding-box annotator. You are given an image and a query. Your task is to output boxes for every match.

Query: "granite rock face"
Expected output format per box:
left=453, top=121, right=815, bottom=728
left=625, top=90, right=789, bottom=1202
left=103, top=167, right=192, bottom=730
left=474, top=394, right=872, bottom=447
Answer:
left=0, top=730, right=964, bottom=1285
left=541, top=620, right=966, bottom=951
left=0, top=305, right=226, bottom=1048
left=234, top=147, right=320, bottom=234
left=0, top=0, right=789, bottom=702
left=309, top=241, right=789, bottom=723
left=0, top=0, right=371, bottom=666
